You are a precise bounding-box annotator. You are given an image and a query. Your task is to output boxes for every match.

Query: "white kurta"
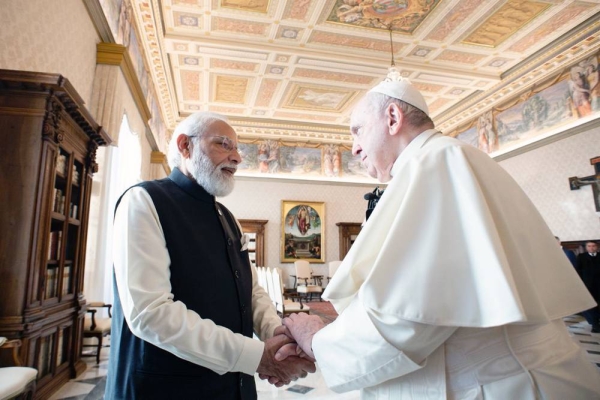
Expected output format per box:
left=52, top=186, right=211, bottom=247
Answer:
left=313, top=129, right=600, bottom=399
left=113, top=187, right=281, bottom=375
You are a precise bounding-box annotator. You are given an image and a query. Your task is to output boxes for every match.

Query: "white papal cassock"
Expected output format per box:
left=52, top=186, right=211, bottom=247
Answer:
left=313, top=129, right=600, bottom=399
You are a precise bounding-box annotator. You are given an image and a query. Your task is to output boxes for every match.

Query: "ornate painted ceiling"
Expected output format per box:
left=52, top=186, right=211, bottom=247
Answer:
left=130, top=0, right=600, bottom=143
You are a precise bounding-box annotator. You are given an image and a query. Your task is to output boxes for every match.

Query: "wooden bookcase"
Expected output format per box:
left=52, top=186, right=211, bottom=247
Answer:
left=336, top=222, right=362, bottom=260
left=239, top=219, right=268, bottom=267
left=0, top=69, right=110, bottom=399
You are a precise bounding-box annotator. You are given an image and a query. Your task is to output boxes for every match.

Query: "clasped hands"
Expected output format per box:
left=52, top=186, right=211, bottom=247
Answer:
left=257, top=313, right=325, bottom=387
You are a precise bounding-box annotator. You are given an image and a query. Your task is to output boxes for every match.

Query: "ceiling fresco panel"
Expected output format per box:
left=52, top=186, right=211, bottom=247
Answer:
left=435, top=50, right=487, bottom=65
left=283, top=83, right=358, bottom=112
left=293, top=68, right=376, bottom=85
left=181, top=70, right=202, bottom=101
left=211, top=17, right=269, bottom=35
left=508, top=2, right=595, bottom=53
left=173, top=11, right=203, bottom=28
left=282, top=0, right=314, bottom=21
left=326, top=0, right=442, bottom=34
left=218, top=0, right=270, bottom=13
left=462, top=0, right=551, bottom=47
left=308, top=31, right=398, bottom=52
left=255, top=79, right=280, bottom=107
left=213, top=75, right=250, bottom=103
left=172, top=0, right=203, bottom=7
left=210, top=58, right=259, bottom=72
left=273, top=111, right=340, bottom=123
left=425, top=0, right=485, bottom=42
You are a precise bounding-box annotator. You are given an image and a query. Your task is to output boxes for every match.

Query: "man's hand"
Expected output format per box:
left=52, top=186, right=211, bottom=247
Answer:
left=256, top=332, right=316, bottom=387
left=278, top=313, right=325, bottom=360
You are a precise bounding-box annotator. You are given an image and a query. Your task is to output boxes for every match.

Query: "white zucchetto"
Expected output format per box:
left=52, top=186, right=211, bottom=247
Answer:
left=369, top=66, right=429, bottom=116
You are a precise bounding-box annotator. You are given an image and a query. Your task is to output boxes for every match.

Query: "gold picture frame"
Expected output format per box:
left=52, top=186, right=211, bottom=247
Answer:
left=281, top=200, right=325, bottom=263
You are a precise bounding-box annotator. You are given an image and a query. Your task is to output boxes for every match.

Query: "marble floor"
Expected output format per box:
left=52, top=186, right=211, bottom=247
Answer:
left=49, top=316, right=600, bottom=400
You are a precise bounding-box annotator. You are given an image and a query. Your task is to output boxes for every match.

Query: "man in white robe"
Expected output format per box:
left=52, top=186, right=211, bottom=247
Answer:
left=277, top=73, right=600, bottom=399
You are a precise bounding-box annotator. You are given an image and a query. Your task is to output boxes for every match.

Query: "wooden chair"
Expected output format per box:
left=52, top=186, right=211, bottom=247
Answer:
left=0, top=338, right=37, bottom=400
left=294, top=260, right=322, bottom=301
left=270, top=268, right=309, bottom=316
left=82, top=302, right=112, bottom=364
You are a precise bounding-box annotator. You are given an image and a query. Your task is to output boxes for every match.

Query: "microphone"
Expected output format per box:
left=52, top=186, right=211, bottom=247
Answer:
left=364, top=192, right=378, bottom=200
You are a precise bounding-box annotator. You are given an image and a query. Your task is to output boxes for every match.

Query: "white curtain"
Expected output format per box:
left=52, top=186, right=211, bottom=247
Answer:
left=83, top=115, right=141, bottom=316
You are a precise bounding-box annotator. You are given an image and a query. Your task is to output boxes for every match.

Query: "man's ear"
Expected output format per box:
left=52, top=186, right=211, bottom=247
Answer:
left=386, top=103, right=403, bottom=136
left=177, top=134, right=191, bottom=159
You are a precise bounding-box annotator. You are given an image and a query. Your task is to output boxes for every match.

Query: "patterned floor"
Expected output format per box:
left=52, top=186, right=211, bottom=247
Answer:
left=49, top=315, right=600, bottom=400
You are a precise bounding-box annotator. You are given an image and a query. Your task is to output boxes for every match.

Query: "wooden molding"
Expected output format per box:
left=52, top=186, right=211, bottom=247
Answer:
left=96, top=43, right=151, bottom=124
left=151, top=151, right=171, bottom=175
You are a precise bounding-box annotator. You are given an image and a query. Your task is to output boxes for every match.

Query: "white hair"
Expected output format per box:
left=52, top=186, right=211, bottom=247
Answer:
left=167, top=112, right=229, bottom=169
left=365, top=92, right=433, bottom=128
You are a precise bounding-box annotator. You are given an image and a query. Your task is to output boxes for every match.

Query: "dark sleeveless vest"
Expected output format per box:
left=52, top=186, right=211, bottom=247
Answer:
left=105, top=168, right=256, bottom=400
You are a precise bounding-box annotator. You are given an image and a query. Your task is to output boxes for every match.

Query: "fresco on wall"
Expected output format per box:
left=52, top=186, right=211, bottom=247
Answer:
left=323, top=144, right=342, bottom=177
left=455, top=127, right=478, bottom=148
left=342, top=150, right=370, bottom=178
left=238, top=143, right=259, bottom=171
left=495, top=79, right=573, bottom=148
left=99, top=0, right=123, bottom=40
left=279, top=146, right=322, bottom=176
left=451, top=52, right=600, bottom=156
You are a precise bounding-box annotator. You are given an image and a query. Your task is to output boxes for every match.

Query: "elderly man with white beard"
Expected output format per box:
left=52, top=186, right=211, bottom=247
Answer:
left=105, top=112, right=315, bottom=400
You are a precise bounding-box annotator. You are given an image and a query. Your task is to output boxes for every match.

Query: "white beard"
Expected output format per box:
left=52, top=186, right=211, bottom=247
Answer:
left=187, top=150, right=236, bottom=197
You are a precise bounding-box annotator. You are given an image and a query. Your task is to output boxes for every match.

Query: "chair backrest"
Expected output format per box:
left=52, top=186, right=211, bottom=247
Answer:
left=264, top=267, right=276, bottom=304
left=271, top=268, right=285, bottom=314
left=329, top=260, right=342, bottom=277
left=294, top=260, right=312, bottom=280
left=256, top=266, right=266, bottom=290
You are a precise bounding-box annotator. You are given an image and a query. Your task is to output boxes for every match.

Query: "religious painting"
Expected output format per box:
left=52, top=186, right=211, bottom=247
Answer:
left=495, top=79, right=574, bottom=150
left=477, top=111, right=498, bottom=153
left=322, top=145, right=342, bottom=177
left=342, top=150, right=370, bottom=179
left=219, top=0, right=270, bottom=13
left=326, top=0, right=441, bottom=34
left=279, top=146, right=321, bottom=175
left=237, top=143, right=259, bottom=171
left=455, top=127, right=478, bottom=148
left=281, top=201, right=325, bottom=263
left=98, top=0, right=123, bottom=40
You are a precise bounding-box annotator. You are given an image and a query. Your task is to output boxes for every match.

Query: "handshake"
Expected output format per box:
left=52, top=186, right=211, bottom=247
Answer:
left=256, top=313, right=326, bottom=387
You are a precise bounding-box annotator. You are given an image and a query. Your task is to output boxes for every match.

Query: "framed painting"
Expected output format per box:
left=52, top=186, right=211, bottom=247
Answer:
left=281, top=201, right=325, bottom=263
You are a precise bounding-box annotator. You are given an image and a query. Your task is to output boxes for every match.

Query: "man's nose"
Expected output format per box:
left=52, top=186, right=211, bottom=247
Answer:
left=229, top=148, right=242, bottom=164
left=352, top=141, right=361, bottom=157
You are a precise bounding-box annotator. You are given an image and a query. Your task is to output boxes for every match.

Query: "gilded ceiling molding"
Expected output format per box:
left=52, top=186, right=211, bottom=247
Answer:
left=150, top=150, right=171, bottom=175
left=233, top=126, right=353, bottom=144
left=96, top=43, right=151, bottom=123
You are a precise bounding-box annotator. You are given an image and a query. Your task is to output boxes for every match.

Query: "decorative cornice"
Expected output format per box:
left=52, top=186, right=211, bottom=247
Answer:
left=233, top=125, right=353, bottom=144
left=150, top=150, right=171, bottom=175
left=82, top=0, right=115, bottom=43
left=96, top=43, right=152, bottom=123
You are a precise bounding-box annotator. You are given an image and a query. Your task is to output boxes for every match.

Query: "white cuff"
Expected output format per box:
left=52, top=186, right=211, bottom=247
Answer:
left=233, top=336, right=265, bottom=375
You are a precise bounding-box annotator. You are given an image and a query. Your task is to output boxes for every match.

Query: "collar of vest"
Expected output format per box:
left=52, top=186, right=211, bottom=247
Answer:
left=169, top=167, right=215, bottom=204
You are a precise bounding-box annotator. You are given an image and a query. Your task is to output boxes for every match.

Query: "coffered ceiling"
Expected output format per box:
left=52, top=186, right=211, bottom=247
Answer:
left=131, top=0, right=600, bottom=142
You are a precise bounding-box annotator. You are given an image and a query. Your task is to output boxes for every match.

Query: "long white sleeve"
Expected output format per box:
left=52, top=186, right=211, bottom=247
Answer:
left=312, top=296, right=456, bottom=392
left=113, top=187, right=277, bottom=375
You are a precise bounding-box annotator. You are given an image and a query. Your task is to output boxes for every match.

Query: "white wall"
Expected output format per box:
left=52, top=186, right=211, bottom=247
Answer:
left=219, top=178, right=374, bottom=286
left=499, top=126, right=600, bottom=241
left=0, top=0, right=100, bottom=105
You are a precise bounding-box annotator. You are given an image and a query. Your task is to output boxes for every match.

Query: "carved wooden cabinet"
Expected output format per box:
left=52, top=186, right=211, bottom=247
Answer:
left=336, top=222, right=362, bottom=260
left=239, top=219, right=268, bottom=267
left=0, top=70, right=110, bottom=399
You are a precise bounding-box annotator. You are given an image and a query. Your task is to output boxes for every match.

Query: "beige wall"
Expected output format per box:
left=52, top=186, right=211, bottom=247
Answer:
left=219, top=179, right=372, bottom=286
left=499, top=127, right=600, bottom=241
left=0, top=0, right=100, bottom=106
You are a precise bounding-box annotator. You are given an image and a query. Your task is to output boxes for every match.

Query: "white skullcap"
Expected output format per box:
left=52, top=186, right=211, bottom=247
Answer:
left=368, top=67, right=429, bottom=116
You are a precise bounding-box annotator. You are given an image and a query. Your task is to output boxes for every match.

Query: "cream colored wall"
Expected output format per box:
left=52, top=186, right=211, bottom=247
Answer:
left=218, top=179, right=371, bottom=287
left=499, top=127, right=600, bottom=241
left=0, top=0, right=100, bottom=106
